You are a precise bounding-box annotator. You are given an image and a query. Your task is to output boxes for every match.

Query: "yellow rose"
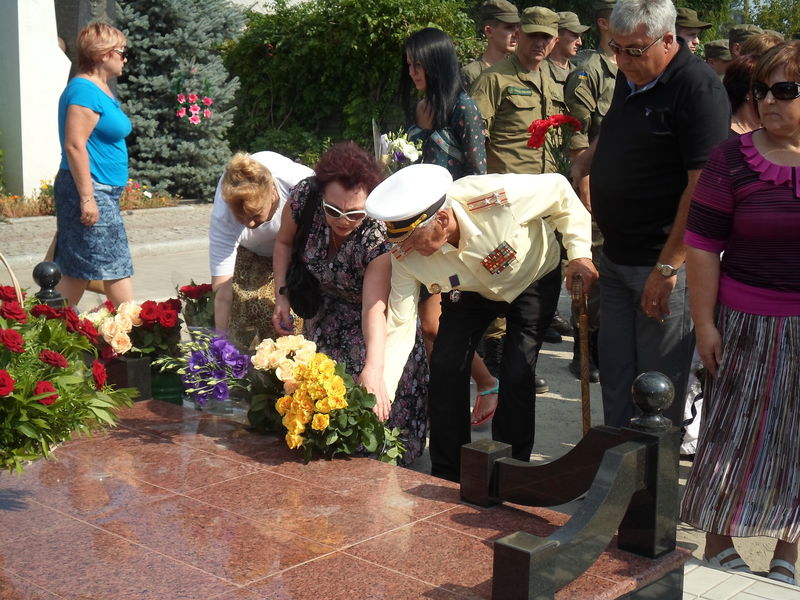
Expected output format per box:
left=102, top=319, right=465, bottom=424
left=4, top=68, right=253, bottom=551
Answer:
left=275, top=395, right=293, bottom=416
left=330, top=396, right=348, bottom=410
left=329, top=378, right=346, bottom=397
left=312, top=413, right=330, bottom=431
left=285, top=433, right=303, bottom=449
left=282, top=414, right=305, bottom=434
left=110, top=331, right=132, bottom=354
left=314, top=399, right=331, bottom=414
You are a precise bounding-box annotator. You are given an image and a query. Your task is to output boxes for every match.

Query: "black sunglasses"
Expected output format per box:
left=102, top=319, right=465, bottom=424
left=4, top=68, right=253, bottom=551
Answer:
left=752, top=81, right=800, bottom=101
left=112, top=48, right=129, bottom=61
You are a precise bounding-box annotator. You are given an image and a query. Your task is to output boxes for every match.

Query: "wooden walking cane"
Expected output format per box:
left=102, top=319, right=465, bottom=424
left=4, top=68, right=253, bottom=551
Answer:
left=571, top=274, right=591, bottom=435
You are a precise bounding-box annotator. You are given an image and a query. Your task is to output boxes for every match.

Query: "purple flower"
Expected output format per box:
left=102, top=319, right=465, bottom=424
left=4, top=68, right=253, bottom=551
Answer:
left=211, top=338, right=238, bottom=365
left=393, top=150, right=407, bottom=164
left=210, top=369, right=226, bottom=381
left=230, top=355, right=250, bottom=379
left=212, top=381, right=229, bottom=401
left=188, top=350, right=209, bottom=372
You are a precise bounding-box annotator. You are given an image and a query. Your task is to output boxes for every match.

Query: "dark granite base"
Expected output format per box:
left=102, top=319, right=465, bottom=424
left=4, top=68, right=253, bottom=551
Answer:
left=0, top=401, right=690, bottom=599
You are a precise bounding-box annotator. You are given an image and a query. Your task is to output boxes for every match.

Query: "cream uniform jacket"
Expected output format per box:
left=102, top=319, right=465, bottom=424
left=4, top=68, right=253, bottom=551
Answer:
left=383, top=173, right=592, bottom=399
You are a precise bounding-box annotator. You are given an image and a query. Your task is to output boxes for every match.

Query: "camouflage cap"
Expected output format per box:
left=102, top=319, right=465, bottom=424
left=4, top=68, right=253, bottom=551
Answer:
left=480, top=0, right=520, bottom=25
left=520, top=6, right=559, bottom=37
left=558, top=11, right=590, bottom=34
left=729, top=24, right=765, bottom=46
left=593, top=0, right=616, bottom=13
left=675, top=7, right=712, bottom=30
left=703, top=39, right=731, bottom=61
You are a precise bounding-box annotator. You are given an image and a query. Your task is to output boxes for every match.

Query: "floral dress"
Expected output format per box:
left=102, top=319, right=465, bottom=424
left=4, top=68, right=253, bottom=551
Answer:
left=407, top=91, right=487, bottom=179
left=290, top=179, right=429, bottom=465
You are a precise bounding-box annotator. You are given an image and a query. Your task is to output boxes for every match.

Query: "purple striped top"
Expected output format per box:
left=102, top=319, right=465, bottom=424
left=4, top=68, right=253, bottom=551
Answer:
left=685, top=131, right=800, bottom=316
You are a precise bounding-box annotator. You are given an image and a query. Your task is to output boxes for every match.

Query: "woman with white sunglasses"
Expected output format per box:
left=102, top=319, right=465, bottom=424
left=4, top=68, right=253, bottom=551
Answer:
left=271, top=142, right=429, bottom=466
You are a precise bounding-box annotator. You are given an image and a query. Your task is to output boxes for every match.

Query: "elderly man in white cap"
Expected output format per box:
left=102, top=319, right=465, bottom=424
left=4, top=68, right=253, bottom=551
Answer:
left=367, top=164, right=596, bottom=482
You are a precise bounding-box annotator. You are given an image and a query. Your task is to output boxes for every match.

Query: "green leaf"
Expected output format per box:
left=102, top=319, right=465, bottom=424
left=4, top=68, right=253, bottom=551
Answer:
left=17, top=423, right=39, bottom=439
left=361, top=428, right=378, bottom=452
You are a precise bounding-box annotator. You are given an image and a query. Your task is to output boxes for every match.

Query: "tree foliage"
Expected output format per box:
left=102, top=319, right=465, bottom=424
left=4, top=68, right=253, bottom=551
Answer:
left=116, top=0, right=244, bottom=199
left=223, top=0, right=482, bottom=158
left=752, top=0, right=800, bottom=37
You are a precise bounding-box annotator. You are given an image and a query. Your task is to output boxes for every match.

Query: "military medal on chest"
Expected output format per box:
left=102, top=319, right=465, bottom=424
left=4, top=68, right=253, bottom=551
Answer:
left=482, top=241, right=517, bottom=274
left=448, top=274, right=461, bottom=302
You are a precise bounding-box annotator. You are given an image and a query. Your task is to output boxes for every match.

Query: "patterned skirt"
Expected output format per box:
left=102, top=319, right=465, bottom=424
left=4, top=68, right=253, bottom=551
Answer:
left=680, top=305, right=800, bottom=542
left=53, top=169, right=133, bottom=280
left=228, top=246, right=301, bottom=351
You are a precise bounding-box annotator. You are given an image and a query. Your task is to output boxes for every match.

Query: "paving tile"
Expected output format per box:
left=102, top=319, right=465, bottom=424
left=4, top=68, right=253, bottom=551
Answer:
left=90, top=494, right=335, bottom=585
left=187, top=470, right=416, bottom=548
left=1, top=520, right=235, bottom=600
left=740, top=579, right=800, bottom=599
left=427, top=501, right=568, bottom=541
left=115, top=398, right=204, bottom=430
left=0, top=448, right=173, bottom=520
left=238, top=552, right=460, bottom=600
left=701, top=575, right=756, bottom=599
left=685, top=564, right=736, bottom=596
left=0, top=492, right=78, bottom=544
left=58, top=428, right=258, bottom=493
left=0, top=570, right=64, bottom=600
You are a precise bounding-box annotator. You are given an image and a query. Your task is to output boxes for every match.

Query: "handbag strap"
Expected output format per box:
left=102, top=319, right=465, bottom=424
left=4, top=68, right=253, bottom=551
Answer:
left=293, top=177, right=321, bottom=253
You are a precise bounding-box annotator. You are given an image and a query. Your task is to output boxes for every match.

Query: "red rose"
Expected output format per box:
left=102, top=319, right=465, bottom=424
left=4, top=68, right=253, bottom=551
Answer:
left=39, top=350, right=69, bottom=369
left=158, top=309, right=178, bottom=329
left=101, top=344, right=118, bottom=363
left=162, top=298, right=182, bottom=312
left=30, top=304, right=61, bottom=319
left=0, top=286, right=24, bottom=302
left=179, top=285, right=202, bottom=300
left=59, top=306, right=81, bottom=333
left=0, top=328, right=25, bottom=353
left=103, top=299, right=116, bottom=313
left=0, top=301, right=28, bottom=324
left=33, top=381, right=58, bottom=405
left=78, top=319, right=99, bottom=344
left=0, top=369, right=14, bottom=396
left=92, top=359, right=107, bottom=389
left=139, top=300, right=159, bottom=325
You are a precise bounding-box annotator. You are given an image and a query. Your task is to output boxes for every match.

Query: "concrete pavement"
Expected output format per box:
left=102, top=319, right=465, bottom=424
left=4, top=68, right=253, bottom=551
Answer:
left=2, top=205, right=797, bottom=593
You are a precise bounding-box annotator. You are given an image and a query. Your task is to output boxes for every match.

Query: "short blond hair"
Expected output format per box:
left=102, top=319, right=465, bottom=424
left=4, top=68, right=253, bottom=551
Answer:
left=221, top=153, right=274, bottom=222
left=76, top=21, right=126, bottom=73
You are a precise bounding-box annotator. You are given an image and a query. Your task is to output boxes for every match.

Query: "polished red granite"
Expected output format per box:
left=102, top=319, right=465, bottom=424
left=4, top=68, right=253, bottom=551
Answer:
left=0, top=400, right=689, bottom=599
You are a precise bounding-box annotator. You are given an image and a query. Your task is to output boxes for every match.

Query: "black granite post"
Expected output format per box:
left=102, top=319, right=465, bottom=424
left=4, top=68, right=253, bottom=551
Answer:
left=32, top=262, right=65, bottom=308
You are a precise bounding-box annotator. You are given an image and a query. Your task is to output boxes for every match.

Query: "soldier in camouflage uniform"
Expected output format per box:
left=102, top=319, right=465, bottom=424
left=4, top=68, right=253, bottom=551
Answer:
left=542, top=11, right=591, bottom=112
left=561, top=0, right=618, bottom=383
left=461, top=0, right=520, bottom=89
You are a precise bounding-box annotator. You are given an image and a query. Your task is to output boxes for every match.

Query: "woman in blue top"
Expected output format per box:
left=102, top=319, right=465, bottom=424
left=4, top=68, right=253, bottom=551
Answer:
left=399, top=28, right=497, bottom=426
left=55, top=21, right=133, bottom=307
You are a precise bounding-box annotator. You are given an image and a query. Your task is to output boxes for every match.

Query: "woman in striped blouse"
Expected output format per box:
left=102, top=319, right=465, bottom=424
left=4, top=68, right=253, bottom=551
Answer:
left=680, top=41, right=800, bottom=585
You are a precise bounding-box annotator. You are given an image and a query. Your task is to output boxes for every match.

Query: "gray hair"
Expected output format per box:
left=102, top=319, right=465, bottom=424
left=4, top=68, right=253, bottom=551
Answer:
left=610, top=0, right=676, bottom=39
left=416, top=196, right=452, bottom=233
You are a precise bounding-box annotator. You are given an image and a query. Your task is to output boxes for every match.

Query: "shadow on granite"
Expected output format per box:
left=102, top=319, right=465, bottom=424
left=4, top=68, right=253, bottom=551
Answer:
left=0, top=400, right=688, bottom=600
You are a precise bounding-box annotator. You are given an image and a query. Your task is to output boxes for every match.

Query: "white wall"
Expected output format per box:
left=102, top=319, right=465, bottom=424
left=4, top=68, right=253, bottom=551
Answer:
left=0, top=0, right=71, bottom=196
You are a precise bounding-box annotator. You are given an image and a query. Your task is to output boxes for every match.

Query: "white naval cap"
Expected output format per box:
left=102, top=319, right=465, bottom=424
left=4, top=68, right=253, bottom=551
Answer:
left=366, top=164, right=453, bottom=241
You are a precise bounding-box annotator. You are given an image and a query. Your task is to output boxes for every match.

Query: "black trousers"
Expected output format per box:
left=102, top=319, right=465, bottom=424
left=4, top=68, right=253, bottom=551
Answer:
left=428, top=267, right=561, bottom=481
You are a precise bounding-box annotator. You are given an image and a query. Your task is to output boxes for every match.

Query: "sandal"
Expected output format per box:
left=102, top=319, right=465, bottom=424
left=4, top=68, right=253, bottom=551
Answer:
left=471, top=379, right=499, bottom=427
left=768, top=559, right=798, bottom=585
left=703, top=547, right=752, bottom=573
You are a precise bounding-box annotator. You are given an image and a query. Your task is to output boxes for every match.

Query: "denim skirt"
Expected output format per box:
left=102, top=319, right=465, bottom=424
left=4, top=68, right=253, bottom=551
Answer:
left=54, top=169, right=133, bottom=280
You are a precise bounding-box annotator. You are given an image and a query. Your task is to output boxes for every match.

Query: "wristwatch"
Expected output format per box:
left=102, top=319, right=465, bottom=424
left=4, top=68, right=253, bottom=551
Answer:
left=655, top=262, right=679, bottom=277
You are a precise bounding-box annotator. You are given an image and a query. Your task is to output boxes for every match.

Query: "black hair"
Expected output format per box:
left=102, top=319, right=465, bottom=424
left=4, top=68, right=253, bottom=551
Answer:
left=400, top=28, right=464, bottom=131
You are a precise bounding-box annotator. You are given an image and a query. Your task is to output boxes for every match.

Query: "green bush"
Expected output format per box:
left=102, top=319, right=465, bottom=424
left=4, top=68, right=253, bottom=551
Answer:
left=117, top=0, right=244, bottom=200
left=224, top=0, right=482, bottom=156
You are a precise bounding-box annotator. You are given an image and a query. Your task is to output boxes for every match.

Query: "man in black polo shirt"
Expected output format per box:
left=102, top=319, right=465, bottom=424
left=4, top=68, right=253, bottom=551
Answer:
left=571, top=0, right=728, bottom=427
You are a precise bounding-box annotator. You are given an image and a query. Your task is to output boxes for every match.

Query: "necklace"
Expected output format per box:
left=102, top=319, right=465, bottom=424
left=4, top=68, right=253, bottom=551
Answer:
left=328, top=232, right=343, bottom=259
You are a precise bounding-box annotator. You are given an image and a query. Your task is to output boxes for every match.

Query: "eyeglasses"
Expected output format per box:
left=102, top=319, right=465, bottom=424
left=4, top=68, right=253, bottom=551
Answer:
left=608, top=34, right=664, bottom=57
left=752, top=81, right=800, bottom=101
left=322, top=202, right=367, bottom=222
left=112, top=48, right=128, bottom=60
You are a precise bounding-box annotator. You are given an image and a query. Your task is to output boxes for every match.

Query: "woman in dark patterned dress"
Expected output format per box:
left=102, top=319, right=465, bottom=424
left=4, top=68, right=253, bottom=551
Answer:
left=400, top=27, right=497, bottom=427
left=271, top=143, right=429, bottom=465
